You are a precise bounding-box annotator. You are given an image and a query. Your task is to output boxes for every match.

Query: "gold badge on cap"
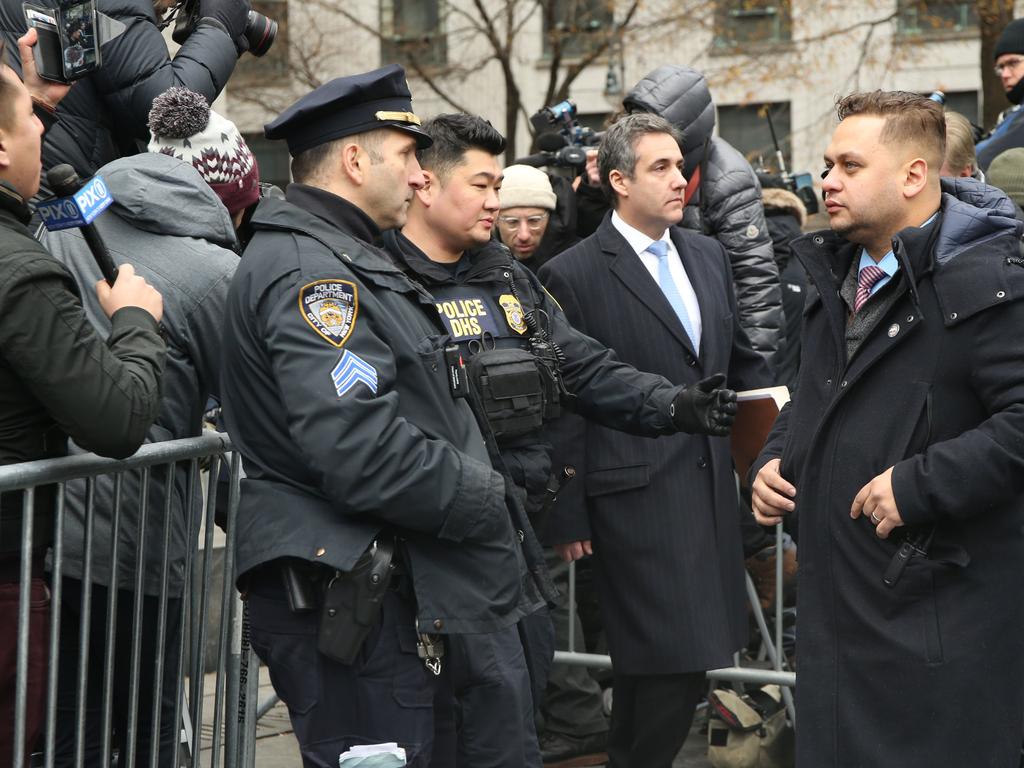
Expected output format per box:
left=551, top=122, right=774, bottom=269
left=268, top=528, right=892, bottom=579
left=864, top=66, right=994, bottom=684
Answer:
left=498, top=294, right=528, bottom=335
left=375, top=110, right=422, bottom=125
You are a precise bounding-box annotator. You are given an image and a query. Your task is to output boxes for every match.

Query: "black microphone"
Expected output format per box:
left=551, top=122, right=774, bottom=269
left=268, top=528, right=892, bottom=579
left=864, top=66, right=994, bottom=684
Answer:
left=512, top=132, right=571, bottom=167
left=537, top=132, right=568, bottom=152
left=44, top=164, right=119, bottom=285
left=511, top=153, right=551, bottom=168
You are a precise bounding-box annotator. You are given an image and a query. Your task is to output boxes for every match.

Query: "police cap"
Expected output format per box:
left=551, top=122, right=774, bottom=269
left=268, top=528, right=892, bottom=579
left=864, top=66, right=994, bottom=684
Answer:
left=264, top=64, right=432, bottom=155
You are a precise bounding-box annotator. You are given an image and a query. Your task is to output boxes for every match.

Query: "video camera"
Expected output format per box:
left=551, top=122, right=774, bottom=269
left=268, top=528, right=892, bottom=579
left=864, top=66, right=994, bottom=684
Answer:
left=517, top=100, right=602, bottom=173
left=170, top=0, right=277, bottom=57
left=531, top=100, right=600, bottom=148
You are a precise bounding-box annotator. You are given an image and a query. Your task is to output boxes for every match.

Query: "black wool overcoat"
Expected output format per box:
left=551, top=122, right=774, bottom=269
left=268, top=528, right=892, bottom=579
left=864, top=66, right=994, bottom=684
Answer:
left=753, top=179, right=1024, bottom=767
left=540, top=215, right=770, bottom=673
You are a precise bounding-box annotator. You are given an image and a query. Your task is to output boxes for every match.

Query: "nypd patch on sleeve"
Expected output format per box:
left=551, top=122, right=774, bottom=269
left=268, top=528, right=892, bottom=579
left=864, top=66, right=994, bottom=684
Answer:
left=299, top=280, right=358, bottom=347
left=331, top=349, right=378, bottom=398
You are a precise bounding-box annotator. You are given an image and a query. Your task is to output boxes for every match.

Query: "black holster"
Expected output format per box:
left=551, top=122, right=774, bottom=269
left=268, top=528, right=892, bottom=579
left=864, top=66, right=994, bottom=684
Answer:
left=317, top=538, right=395, bottom=665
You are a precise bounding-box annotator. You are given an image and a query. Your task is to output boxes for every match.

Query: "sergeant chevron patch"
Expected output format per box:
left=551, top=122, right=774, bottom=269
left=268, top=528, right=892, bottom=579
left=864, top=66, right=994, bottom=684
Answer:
left=331, top=350, right=378, bottom=397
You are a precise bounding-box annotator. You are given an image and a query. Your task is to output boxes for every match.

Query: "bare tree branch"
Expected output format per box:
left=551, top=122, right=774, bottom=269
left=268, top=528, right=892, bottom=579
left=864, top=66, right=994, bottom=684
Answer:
left=405, top=59, right=474, bottom=114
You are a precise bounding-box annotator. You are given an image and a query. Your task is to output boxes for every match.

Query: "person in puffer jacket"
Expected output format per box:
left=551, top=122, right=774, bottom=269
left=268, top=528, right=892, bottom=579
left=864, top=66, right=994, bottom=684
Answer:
left=0, top=0, right=251, bottom=192
left=623, top=65, right=783, bottom=369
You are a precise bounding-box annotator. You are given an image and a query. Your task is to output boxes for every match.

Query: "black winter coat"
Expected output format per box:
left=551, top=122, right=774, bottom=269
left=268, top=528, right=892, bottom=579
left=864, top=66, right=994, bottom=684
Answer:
left=382, top=233, right=694, bottom=605
left=222, top=186, right=538, bottom=634
left=0, top=0, right=238, bottom=183
left=624, top=66, right=782, bottom=366
left=0, top=183, right=165, bottom=555
left=752, top=179, right=1024, bottom=766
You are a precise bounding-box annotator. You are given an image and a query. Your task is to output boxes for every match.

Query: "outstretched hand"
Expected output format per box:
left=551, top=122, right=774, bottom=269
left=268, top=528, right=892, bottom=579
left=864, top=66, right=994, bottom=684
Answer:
left=670, top=373, right=738, bottom=436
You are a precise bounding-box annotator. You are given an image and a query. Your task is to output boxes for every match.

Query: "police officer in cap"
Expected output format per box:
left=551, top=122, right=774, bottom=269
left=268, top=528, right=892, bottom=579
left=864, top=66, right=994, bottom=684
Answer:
left=221, top=67, right=542, bottom=765
left=381, top=113, right=749, bottom=767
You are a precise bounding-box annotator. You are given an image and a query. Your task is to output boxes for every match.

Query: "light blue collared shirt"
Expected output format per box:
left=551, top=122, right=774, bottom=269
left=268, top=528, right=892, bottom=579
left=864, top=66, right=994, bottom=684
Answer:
left=857, top=249, right=900, bottom=297
left=857, top=211, right=939, bottom=296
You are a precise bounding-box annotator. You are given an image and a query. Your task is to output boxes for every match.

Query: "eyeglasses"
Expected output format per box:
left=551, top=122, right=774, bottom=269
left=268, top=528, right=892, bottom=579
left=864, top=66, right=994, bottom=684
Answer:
left=994, top=57, right=1024, bottom=75
left=498, top=214, right=549, bottom=232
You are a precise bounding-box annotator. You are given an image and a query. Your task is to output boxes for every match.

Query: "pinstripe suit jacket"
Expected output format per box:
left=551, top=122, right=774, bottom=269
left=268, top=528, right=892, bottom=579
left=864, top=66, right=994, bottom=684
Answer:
left=539, top=214, right=770, bottom=674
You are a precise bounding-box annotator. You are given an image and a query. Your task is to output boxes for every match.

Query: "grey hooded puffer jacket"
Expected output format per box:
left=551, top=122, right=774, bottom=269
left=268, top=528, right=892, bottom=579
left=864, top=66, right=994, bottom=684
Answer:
left=43, top=153, right=239, bottom=596
left=625, top=65, right=783, bottom=366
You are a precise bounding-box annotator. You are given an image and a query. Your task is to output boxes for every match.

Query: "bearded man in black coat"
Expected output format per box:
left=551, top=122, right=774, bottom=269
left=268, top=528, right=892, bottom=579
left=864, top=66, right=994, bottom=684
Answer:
left=752, top=91, right=1024, bottom=767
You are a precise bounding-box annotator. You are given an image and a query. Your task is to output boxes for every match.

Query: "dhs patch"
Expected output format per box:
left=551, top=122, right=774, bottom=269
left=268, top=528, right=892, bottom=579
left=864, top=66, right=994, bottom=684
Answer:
left=299, top=280, right=358, bottom=348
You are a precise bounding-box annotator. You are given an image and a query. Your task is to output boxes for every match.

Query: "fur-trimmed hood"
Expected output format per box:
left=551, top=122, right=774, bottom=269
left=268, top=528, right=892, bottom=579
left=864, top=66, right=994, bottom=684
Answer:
left=761, top=187, right=807, bottom=227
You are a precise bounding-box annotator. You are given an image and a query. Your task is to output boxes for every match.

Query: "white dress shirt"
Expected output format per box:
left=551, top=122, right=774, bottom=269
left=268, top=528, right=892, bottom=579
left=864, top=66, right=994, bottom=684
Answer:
left=611, top=211, right=703, bottom=350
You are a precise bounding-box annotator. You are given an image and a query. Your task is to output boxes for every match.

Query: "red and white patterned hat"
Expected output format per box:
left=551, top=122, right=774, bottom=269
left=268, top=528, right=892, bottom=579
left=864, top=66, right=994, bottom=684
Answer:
left=147, top=87, right=260, bottom=217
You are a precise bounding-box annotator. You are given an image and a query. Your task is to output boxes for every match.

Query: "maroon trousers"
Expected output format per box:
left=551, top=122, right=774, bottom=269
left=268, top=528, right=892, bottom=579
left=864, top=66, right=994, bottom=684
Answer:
left=0, top=577, right=50, bottom=767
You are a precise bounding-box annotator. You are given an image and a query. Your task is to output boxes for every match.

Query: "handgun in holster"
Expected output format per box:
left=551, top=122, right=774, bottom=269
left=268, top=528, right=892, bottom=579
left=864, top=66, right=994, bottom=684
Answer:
left=316, top=538, right=395, bottom=665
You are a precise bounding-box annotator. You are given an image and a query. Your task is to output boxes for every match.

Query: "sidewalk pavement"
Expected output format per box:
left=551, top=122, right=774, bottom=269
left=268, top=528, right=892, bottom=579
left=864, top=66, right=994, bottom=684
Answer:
left=194, top=667, right=712, bottom=767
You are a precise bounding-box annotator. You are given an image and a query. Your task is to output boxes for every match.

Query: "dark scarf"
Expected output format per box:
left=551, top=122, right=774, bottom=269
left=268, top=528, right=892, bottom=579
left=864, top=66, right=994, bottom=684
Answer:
left=1008, top=77, right=1024, bottom=106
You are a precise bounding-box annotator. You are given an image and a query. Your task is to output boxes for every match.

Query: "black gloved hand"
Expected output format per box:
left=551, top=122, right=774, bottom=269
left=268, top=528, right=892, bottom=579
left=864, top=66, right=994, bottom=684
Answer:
left=199, top=0, right=250, bottom=43
left=670, top=373, right=738, bottom=437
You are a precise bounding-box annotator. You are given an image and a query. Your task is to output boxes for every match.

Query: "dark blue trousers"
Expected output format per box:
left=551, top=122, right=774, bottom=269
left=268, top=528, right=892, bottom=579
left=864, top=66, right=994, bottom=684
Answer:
left=247, top=576, right=438, bottom=768
left=430, top=622, right=543, bottom=768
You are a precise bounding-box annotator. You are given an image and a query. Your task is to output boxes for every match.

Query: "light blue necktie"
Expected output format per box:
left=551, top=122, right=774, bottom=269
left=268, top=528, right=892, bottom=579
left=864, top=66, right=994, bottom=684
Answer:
left=647, top=240, right=698, bottom=350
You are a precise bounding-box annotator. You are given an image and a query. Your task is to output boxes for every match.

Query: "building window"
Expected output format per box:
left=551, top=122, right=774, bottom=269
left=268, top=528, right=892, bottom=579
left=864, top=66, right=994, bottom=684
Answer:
left=244, top=132, right=292, bottom=190
left=232, top=0, right=289, bottom=81
left=898, top=1, right=977, bottom=36
left=714, top=0, right=792, bottom=49
left=716, top=102, right=791, bottom=171
left=380, top=0, right=447, bottom=69
left=542, top=0, right=615, bottom=59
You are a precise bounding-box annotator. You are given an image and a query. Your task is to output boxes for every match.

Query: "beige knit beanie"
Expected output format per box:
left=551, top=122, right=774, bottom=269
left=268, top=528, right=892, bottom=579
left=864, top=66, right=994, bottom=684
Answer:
left=499, top=165, right=556, bottom=210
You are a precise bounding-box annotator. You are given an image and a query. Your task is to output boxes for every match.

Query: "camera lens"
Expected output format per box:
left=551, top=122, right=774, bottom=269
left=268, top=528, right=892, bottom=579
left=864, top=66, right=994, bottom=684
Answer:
left=244, top=10, right=277, bottom=57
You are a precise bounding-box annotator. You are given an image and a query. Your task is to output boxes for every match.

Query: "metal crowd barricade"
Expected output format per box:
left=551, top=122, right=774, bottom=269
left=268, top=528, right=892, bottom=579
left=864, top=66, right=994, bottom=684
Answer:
left=552, top=523, right=797, bottom=724
left=4, top=432, right=258, bottom=768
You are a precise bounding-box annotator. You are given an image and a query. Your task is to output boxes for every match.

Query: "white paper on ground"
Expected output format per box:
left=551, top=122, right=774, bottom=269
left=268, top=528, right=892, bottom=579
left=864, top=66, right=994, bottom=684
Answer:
left=338, top=742, right=407, bottom=767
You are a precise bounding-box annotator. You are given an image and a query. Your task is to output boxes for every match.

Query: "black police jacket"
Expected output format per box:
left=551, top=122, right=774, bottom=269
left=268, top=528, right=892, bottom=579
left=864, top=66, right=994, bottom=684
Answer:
left=221, top=186, right=539, bottom=634
left=0, top=183, right=165, bottom=557
left=382, top=232, right=689, bottom=541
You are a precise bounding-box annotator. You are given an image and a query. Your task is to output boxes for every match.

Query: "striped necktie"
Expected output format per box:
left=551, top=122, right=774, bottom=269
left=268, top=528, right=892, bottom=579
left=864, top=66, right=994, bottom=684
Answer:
left=854, top=264, right=887, bottom=313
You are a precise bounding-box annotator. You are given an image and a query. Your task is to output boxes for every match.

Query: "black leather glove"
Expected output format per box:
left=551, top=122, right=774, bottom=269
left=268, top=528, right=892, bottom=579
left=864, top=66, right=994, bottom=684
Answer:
left=199, top=0, right=250, bottom=43
left=670, top=373, right=738, bottom=437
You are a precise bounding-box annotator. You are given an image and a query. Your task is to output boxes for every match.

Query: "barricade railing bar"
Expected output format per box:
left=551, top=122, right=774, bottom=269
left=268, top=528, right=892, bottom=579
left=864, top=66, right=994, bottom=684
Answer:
left=554, top=523, right=797, bottom=723
left=5, top=430, right=795, bottom=768
left=3, top=432, right=256, bottom=768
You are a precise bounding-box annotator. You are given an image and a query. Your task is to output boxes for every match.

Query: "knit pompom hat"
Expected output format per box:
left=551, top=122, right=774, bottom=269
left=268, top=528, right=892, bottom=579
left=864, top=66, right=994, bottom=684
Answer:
left=148, top=87, right=260, bottom=217
left=499, top=165, right=556, bottom=210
